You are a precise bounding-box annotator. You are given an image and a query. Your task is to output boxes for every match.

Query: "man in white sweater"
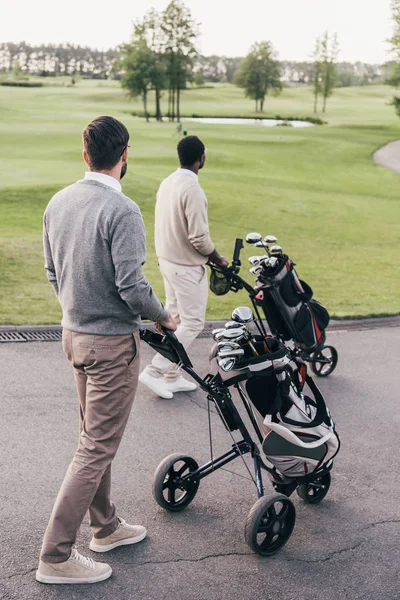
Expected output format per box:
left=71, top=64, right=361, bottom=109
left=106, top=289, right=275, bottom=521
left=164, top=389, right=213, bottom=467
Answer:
left=139, top=135, right=228, bottom=398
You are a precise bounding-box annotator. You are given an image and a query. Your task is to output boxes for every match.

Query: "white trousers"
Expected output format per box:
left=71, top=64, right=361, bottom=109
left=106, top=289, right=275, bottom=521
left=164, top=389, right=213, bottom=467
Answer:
left=146, top=258, right=208, bottom=380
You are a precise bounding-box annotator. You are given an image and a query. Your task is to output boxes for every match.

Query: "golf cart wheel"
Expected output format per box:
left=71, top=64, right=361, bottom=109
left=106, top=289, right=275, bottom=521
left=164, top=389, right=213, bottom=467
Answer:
left=311, top=345, right=338, bottom=377
left=153, top=453, right=200, bottom=512
left=296, top=472, right=331, bottom=504
left=244, top=494, right=296, bottom=556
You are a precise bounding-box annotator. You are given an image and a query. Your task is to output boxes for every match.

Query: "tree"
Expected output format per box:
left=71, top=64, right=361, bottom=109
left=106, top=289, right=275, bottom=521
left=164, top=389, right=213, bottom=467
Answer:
left=235, top=41, right=281, bottom=113
left=121, top=10, right=168, bottom=121
left=311, top=37, right=324, bottom=113
left=387, top=0, right=400, bottom=118
left=320, top=31, right=339, bottom=113
left=160, top=0, right=198, bottom=122
left=121, top=40, right=155, bottom=121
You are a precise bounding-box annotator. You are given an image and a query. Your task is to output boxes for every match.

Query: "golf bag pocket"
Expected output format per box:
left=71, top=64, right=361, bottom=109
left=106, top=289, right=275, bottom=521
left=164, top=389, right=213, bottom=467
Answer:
left=262, top=376, right=340, bottom=479
left=293, top=303, right=324, bottom=351
left=280, top=273, right=312, bottom=307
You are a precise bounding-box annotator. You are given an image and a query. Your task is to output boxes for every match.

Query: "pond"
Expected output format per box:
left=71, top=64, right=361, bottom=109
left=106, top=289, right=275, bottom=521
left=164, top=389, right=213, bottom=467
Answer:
left=185, top=117, right=314, bottom=128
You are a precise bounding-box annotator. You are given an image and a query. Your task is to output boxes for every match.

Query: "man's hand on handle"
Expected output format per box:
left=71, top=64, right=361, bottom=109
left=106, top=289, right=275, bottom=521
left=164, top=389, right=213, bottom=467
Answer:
left=156, top=312, right=177, bottom=333
left=208, top=249, right=229, bottom=268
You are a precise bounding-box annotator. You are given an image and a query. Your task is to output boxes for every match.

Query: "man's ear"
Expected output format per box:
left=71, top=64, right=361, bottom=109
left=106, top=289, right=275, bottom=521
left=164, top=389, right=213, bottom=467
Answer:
left=83, top=149, right=90, bottom=167
left=121, top=147, right=129, bottom=163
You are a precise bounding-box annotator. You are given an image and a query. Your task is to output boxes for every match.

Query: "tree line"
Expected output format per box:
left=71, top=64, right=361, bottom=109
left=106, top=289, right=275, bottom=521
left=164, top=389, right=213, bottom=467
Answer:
left=1, top=0, right=395, bottom=119
left=0, top=40, right=385, bottom=89
left=0, top=42, right=119, bottom=78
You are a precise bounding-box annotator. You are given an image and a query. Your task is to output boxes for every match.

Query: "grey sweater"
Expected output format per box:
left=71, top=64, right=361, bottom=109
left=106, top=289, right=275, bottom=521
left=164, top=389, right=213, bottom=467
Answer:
left=43, top=179, right=168, bottom=335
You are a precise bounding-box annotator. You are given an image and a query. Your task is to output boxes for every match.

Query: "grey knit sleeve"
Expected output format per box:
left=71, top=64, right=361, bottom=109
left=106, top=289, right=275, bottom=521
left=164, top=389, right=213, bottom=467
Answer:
left=43, top=213, right=59, bottom=298
left=110, top=208, right=168, bottom=322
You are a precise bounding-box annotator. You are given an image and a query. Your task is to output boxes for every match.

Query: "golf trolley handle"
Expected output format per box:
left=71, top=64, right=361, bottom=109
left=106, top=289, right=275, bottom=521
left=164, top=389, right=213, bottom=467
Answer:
left=232, top=238, right=244, bottom=270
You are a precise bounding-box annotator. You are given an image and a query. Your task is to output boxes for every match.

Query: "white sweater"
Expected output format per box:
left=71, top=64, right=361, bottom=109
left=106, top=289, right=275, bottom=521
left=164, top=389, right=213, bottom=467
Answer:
left=155, top=169, right=215, bottom=266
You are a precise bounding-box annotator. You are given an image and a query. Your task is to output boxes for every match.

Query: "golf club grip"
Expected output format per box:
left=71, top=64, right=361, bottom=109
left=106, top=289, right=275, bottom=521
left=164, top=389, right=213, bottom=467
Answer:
left=233, top=238, right=244, bottom=263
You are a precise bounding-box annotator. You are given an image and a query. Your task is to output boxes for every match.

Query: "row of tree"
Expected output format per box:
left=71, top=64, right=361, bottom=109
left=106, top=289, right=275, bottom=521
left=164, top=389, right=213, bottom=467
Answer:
left=0, top=40, right=386, bottom=89
left=0, top=42, right=119, bottom=78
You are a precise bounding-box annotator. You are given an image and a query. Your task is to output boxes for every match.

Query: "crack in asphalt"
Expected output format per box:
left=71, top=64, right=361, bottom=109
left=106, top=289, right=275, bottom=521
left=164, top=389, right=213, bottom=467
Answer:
left=121, top=551, right=253, bottom=566
left=2, top=521, right=399, bottom=582
left=1, top=567, right=36, bottom=582
left=286, top=540, right=365, bottom=564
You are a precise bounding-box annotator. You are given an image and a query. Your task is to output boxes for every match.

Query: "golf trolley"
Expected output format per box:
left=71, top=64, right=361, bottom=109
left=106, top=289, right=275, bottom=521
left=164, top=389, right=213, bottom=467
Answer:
left=209, top=236, right=338, bottom=377
left=140, top=327, right=338, bottom=557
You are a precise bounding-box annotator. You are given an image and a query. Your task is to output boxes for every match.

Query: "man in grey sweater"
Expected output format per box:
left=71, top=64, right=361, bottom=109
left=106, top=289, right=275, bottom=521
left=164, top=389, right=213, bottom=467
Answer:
left=36, top=116, right=176, bottom=585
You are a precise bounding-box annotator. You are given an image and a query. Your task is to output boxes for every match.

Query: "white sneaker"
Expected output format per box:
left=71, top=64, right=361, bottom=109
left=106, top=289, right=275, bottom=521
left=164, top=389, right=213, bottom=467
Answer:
left=36, top=548, right=112, bottom=584
left=163, top=375, right=197, bottom=393
left=90, top=519, right=147, bottom=553
left=139, top=371, right=173, bottom=399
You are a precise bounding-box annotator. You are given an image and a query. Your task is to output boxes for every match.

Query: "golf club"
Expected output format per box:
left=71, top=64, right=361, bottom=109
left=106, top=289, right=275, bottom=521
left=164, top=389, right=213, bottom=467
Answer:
left=232, top=306, right=254, bottom=323
left=264, top=235, right=278, bottom=245
left=270, top=245, right=283, bottom=257
left=212, top=328, right=226, bottom=340
left=248, top=255, right=269, bottom=266
left=245, top=232, right=262, bottom=245
left=218, top=348, right=245, bottom=359
left=250, top=266, right=263, bottom=276
left=225, top=321, right=243, bottom=329
left=217, top=357, right=237, bottom=372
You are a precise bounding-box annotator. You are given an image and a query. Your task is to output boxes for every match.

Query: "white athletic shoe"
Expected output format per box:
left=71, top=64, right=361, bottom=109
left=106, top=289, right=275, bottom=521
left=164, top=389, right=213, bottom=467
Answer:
left=90, top=519, right=147, bottom=553
left=139, top=371, right=173, bottom=399
left=163, top=376, right=197, bottom=394
left=36, top=548, right=112, bottom=585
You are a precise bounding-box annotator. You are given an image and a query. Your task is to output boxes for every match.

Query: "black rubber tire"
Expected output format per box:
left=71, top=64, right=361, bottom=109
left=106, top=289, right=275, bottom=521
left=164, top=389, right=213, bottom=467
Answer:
left=153, top=453, right=200, bottom=512
left=296, top=472, right=331, bottom=504
left=311, top=345, right=338, bottom=377
left=244, top=494, right=296, bottom=556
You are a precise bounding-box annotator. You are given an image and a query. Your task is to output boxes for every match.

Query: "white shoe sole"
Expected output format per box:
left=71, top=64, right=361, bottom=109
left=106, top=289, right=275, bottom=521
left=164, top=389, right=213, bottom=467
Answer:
left=139, top=375, right=173, bottom=399
left=164, top=385, right=197, bottom=393
left=89, top=529, right=147, bottom=553
left=35, top=566, right=112, bottom=584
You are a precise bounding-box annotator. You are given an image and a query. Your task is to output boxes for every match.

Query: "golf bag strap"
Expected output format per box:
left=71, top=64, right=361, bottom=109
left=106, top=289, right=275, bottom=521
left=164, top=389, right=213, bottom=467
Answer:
left=279, top=375, right=328, bottom=429
left=263, top=416, right=333, bottom=449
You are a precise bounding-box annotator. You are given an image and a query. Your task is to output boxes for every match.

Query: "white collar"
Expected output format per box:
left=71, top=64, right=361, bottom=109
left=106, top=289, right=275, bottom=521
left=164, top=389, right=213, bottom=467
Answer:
left=178, top=168, right=198, bottom=181
left=84, top=171, right=122, bottom=192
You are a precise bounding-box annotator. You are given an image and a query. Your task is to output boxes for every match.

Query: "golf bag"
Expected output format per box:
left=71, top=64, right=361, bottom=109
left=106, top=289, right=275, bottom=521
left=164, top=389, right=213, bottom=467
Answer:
left=212, top=338, right=339, bottom=481
left=255, top=257, right=330, bottom=352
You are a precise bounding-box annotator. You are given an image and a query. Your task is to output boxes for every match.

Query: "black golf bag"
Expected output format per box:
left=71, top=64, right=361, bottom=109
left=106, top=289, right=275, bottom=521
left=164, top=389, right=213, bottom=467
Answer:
left=255, top=257, right=330, bottom=352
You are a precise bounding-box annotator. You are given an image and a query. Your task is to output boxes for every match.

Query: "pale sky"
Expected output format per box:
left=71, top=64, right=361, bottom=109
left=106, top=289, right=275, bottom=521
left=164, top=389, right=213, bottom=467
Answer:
left=1, top=0, right=394, bottom=63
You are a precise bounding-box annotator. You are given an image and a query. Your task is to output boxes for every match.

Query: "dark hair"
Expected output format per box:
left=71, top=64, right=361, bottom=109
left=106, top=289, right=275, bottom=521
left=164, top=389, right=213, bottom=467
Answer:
left=177, top=135, right=205, bottom=167
left=83, top=116, right=129, bottom=171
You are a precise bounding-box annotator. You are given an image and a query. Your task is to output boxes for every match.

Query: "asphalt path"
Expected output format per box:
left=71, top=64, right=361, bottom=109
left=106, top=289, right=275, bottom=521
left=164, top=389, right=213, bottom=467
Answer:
left=373, top=139, right=400, bottom=174
left=1, top=326, right=400, bottom=600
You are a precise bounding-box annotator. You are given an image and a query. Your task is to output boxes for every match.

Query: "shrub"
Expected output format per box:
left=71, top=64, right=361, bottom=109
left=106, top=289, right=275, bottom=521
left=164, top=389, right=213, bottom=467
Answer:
left=1, top=81, right=44, bottom=88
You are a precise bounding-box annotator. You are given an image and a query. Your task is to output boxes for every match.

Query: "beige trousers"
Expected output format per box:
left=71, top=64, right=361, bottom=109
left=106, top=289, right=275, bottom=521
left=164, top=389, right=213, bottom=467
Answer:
left=145, top=258, right=208, bottom=380
left=40, top=329, right=140, bottom=563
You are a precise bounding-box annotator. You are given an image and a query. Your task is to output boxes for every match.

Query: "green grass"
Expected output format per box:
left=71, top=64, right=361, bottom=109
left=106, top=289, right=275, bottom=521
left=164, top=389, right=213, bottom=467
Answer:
left=1, top=80, right=400, bottom=324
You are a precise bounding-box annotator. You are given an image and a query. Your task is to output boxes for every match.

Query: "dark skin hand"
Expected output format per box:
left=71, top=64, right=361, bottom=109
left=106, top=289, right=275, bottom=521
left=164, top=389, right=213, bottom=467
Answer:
left=208, top=249, right=229, bottom=268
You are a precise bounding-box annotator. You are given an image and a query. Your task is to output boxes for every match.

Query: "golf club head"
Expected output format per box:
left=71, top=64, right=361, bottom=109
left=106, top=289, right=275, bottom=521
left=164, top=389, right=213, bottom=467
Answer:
left=221, top=327, right=247, bottom=340
left=250, top=266, right=263, bottom=276
left=217, top=341, right=241, bottom=350
left=248, top=255, right=268, bottom=266
left=218, top=348, right=245, bottom=358
left=264, top=235, right=278, bottom=244
left=264, top=256, right=279, bottom=268
left=217, top=357, right=236, bottom=372
left=212, top=328, right=225, bottom=340
left=225, top=320, right=243, bottom=329
left=270, top=245, right=283, bottom=255
left=246, top=232, right=262, bottom=245
left=232, top=306, right=254, bottom=324
left=255, top=241, right=266, bottom=248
